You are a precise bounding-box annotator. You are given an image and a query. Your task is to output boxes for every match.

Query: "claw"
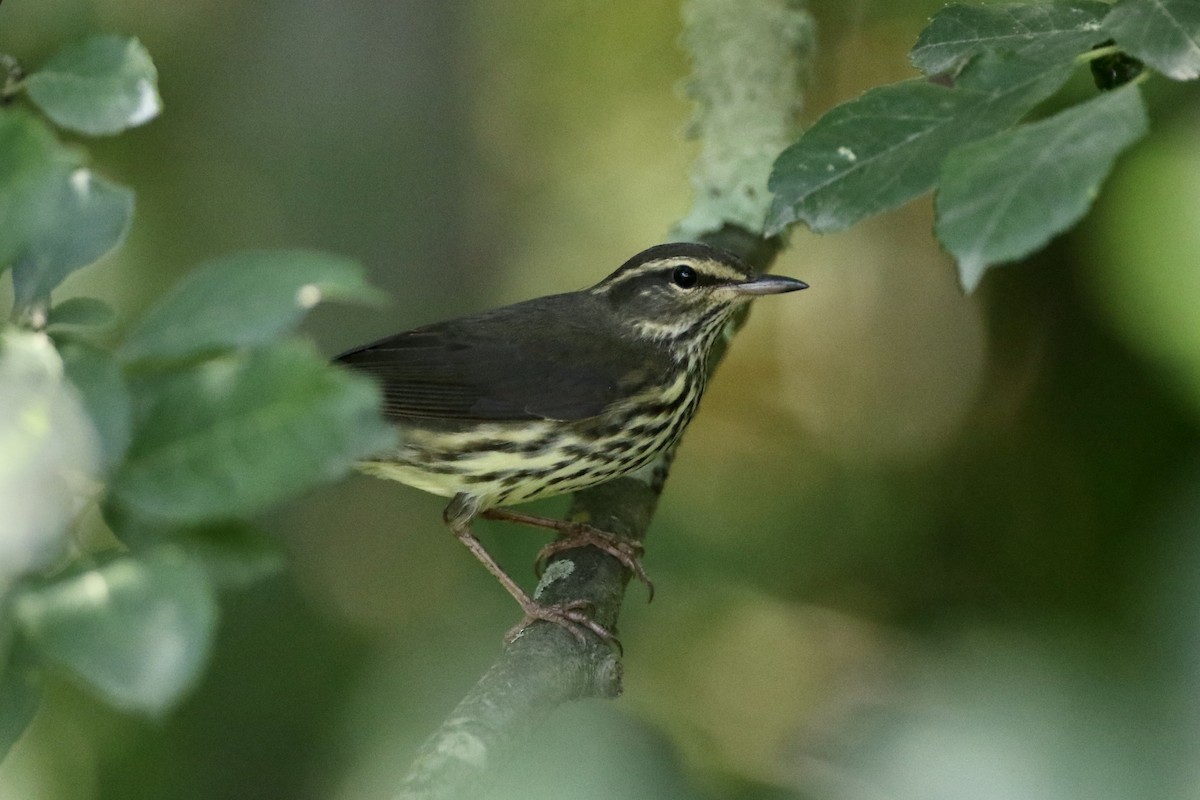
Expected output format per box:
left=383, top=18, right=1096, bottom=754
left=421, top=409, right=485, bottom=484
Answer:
left=505, top=598, right=622, bottom=653
left=480, top=507, right=655, bottom=603
left=533, top=523, right=655, bottom=602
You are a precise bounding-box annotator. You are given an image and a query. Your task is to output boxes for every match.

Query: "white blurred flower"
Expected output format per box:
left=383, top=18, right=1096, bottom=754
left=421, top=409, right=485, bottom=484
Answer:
left=0, top=329, right=100, bottom=588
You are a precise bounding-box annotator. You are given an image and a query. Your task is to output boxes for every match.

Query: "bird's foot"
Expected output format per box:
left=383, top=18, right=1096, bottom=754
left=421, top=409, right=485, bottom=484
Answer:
left=534, top=524, right=654, bottom=602
left=480, top=508, right=654, bottom=602
left=504, top=598, right=620, bottom=651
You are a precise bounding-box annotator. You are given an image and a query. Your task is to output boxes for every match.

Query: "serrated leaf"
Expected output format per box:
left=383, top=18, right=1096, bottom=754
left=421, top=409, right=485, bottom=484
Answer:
left=60, top=341, right=132, bottom=470
left=24, top=35, right=161, bottom=136
left=0, top=109, right=82, bottom=272
left=14, top=553, right=215, bottom=715
left=0, top=330, right=100, bottom=588
left=112, top=341, right=394, bottom=522
left=767, top=52, right=1075, bottom=234
left=936, top=84, right=1148, bottom=292
left=119, top=250, right=387, bottom=364
left=46, top=296, right=117, bottom=331
left=10, top=167, right=134, bottom=312
left=0, top=639, right=42, bottom=760
left=911, top=1, right=1110, bottom=75
left=1104, top=0, right=1200, bottom=80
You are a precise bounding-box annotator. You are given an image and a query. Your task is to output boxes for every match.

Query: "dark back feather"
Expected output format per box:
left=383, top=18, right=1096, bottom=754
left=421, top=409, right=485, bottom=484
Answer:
left=335, top=292, right=673, bottom=422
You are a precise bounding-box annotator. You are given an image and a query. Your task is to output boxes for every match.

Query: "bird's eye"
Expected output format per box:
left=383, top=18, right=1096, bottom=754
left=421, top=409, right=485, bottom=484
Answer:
left=671, top=264, right=698, bottom=289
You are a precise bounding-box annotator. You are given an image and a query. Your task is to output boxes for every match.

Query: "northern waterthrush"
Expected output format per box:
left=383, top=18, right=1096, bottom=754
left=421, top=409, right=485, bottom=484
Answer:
left=335, top=242, right=806, bottom=642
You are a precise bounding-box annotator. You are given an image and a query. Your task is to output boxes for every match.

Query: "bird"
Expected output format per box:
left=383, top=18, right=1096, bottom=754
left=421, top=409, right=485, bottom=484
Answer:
left=334, top=242, right=807, bottom=644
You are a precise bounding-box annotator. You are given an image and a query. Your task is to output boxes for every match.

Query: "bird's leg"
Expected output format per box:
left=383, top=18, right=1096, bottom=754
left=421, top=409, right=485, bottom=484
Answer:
left=444, top=495, right=618, bottom=646
left=480, top=507, right=653, bottom=602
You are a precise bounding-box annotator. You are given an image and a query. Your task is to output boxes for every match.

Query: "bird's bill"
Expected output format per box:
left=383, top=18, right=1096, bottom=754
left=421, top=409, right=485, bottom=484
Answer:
left=733, top=274, right=809, bottom=295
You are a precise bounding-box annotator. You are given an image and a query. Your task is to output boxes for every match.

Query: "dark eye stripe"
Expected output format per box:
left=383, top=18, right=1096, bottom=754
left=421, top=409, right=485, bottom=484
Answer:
left=593, top=258, right=740, bottom=298
left=656, top=264, right=715, bottom=288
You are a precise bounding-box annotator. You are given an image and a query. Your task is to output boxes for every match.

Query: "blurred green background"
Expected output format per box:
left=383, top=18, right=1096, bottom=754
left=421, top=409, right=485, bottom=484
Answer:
left=4, top=1, right=1200, bottom=798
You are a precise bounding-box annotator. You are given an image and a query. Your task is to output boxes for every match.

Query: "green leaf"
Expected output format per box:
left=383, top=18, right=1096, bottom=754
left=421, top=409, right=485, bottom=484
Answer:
left=119, top=250, right=387, bottom=364
left=96, top=499, right=179, bottom=551
left=60, top=340, right=132, bottom=470
left=766, top=52, right=1074, bottom=234
left=910, top=1, right=1111, bottom=75
left=936, top=84, right=1148, bottom=292
left=174, top=523, right=285, bottom=589
left=102, top=508, right=282, bottom=589
left=46, top=296, right=118, bottom=331
left=9, top=167, right=134, bottom=312
left=0, top=329, right=100, bottom=588
left=13, top=553, right=216, bottom=715
left=0, top=110, right=133, bottom=311
left=24, top=35, right=161, bottom=136
left=112, top=341, right=394, bottom=522
left=101, top=509, right=283, bottom=590
left=0, top=108, right=81, bottom=272
left=0, top=638, right=42, bottom=761
left=1104, top=0, right=1200, bottom=80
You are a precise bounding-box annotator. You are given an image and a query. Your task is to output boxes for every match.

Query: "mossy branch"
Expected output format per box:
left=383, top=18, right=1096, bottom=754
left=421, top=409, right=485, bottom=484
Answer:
left=395, top=3, right=814, bottom=798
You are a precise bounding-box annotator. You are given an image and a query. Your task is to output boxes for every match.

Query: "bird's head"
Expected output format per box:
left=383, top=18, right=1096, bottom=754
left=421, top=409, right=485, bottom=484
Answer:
left=591, top=242, right=807, bottom=347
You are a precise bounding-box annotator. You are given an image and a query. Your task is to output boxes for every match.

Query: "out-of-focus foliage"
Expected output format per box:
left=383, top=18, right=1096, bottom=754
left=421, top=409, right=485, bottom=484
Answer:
left=23, top=35, right=160, bottom=136
left=0, top=32, right=391, bottom=766
left=1085, top=115, right=1200, bottom=417
left=111, top=340, right=389, bottom=521
left=118, top=251, right=385, bottom=363
left=15, top=553, right=217, bottom=715
left=0, top=109, right=133, bottom=312
left=1, top=2, right=1199, bottom=800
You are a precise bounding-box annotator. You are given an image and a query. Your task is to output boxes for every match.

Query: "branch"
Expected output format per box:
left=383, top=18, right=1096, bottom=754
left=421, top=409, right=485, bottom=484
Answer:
left=395, top=3, right=814, bottom=797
